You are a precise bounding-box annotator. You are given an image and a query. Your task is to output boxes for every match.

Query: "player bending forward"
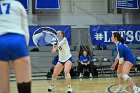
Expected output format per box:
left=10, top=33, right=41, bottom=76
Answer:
left=48, top=31, right=73, bottom=93
left=111, top=32, right=140, bottom=93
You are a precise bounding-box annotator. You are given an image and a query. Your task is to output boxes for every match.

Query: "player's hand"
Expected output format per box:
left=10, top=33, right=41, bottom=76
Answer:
left=53, top=45, right=57, bottom=48
left=51, top=48, right=56, bottom=54
left=85, top=63, right=88, bottom=66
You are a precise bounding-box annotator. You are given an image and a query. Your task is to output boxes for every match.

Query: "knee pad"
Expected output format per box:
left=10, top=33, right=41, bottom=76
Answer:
left=65, top=73, right=71, bottom=79
left=122, top=74, right=129, bottom=81
left=117, top=73, right=122, bottom=78
left=119, top=58, right=124, bottom=64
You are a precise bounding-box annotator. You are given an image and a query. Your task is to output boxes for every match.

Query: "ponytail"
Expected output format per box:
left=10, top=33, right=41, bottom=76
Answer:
left=119, top=37, right=125, bottom=44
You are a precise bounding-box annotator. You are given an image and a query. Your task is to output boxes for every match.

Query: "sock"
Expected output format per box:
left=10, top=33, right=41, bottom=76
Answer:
left=68, top=85, right=71, bottom=88
left=133, top=86, right=137, bottom=90
left=90, top=73, right=92, bottom=76
left=17, top=82, right=31, bottom=93
left=119, top=84, right=124, bottom=89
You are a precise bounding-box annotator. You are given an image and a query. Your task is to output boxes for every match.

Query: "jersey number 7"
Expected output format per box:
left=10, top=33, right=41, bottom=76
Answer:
left=0, top=3, right=11, bottom=15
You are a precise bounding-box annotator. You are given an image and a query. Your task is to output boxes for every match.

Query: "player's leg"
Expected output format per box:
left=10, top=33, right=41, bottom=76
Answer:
left=64, top=61, right=72, bottom=93
left=0, top=61, right=10, bottom=93
left=13, top=57, right=31, bottom=93
left=51, top=62, right=64, bottom=85
left=117, top=64, right=124, bottom=85
left=114, top=63, right=127, bottom=92
left=79, top=63, right=84, bottom=78
left=48, top=62, right=64, bottom=92
left=122, top=61, right=140, bottom=93
left=86, top=64, right=93, bottom=78
left=0, top=35, right=11, bottom=93
left=10, top=34, right=32, bottom=93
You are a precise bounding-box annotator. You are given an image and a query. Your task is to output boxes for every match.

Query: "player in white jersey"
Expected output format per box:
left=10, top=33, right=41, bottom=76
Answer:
left=48, top=31, right=73, bottom=93
left=0, top=0, right=31, bottom=93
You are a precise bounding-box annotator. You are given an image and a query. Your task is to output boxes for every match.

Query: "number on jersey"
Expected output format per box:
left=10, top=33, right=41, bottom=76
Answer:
left=0, top=3, right=11, bottom=15
left=59, top=46, right=62, bottom=50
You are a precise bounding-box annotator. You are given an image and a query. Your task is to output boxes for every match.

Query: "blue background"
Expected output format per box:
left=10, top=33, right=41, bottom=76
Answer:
left=18, top=0, right=29, bottom=10
left=90, top=25, right=140, bottom=45
left=35, top=0, right=60, bottom=9
left=29, top=26, right=71, bottom=46
left=116, top=0, right=139, bottom=9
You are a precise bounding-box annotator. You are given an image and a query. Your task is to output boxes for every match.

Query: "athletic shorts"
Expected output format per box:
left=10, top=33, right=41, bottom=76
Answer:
left=125, top=59, right=135, bottom=65
left=0, top=33, right=29, bottom=62
left=59, top=57, right=74, bottom=65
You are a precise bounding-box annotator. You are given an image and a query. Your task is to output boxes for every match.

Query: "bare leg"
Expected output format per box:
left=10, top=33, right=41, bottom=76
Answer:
left=13, top=57, right=31, bottom=83
left=122, top=61, right=135, bottom=87
left=64, top=61, right=72, bottom=85
left=117, top=63, right=124, bottom=86
left=13, top=56, right=31, bottom=93
left=0, top=61, right=10, bottom=93
left=51, top=62, right=64, bottom=85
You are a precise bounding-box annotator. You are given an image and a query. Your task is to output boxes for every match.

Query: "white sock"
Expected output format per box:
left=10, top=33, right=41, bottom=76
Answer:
left=119, top=84, right=124, bottom=89
left=90, top=73, right=92, bottom=76
left=133, top=86, right=137, bottom=90
left=68, top=85, right=71, bottom=88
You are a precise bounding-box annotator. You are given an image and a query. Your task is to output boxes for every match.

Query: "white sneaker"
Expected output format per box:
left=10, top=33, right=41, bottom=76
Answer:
left=67, top=87, right=72, bottom=93
left=134, top=87, right=140, bottom=93
left=48, top=85, right=56, bottom=92
left=79, top=73, right=83, bottom=78
left=89, top=73, right=93, bottom=78
left=114, top=88, right=127, bottom=93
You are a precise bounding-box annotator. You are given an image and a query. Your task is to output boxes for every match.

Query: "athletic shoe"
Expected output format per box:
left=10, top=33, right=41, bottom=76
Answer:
left=114, top=88, right=127, bottom=93
left=89, top=73, right=93, bottom=78
left=67, top=87, right=72, bottom=93
left=79, top=73, right=83, bottom=78
left=134, top=87, right=140, bottom=93
left=48, top=85, right=56, bottom=92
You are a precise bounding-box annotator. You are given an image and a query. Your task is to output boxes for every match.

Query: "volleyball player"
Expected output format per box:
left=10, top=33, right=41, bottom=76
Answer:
left=111, top=32, right=140, bottom=93
left=48, top=31, right=73, bottom=93
left=0, top=0, right=31, bottom=93
left=111, top=37, right=127, bottom=92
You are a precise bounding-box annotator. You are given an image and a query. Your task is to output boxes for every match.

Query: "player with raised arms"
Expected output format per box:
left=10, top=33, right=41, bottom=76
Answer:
left=111, top=32, right=140, bottom=93
left=48, top=31, right=73, bottom=93
left=0, top=0, right=31, bottom=93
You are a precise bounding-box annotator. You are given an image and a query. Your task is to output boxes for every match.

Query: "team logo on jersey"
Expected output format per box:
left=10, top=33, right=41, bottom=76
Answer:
left=33, top=27, right=58, bottom=46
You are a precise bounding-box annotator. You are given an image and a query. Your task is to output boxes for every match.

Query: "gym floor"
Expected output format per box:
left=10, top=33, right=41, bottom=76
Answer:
left=10, top=77, right=140, bottom=93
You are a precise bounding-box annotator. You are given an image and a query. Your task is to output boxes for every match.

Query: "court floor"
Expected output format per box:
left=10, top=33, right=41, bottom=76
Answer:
left=10, top=77, right=140, bottom=93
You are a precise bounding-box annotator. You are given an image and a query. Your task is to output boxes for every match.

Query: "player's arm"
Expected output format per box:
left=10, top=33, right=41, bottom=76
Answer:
left=87, top=56, right=91, bottom=65
left=111, top=57, right=119, bottom=70
left=20, top=2, right=29, bottom=45
left=114, top=53, right=119, bottom=65
left=53, top=37, right=67, bottom=50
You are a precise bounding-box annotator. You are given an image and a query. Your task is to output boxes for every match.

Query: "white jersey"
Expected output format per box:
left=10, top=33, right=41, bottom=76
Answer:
left=0, top=0, right=29, bottom=44
left=58, top=37, right=72, bottom=62
left=116, top=53, right=119, bottom=59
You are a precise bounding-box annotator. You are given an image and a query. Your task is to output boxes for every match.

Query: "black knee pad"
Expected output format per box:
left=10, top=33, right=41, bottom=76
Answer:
left=17, top=81, right=31, bottom=93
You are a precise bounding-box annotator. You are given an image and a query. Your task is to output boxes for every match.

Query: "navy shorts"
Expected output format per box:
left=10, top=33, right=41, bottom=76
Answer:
left=0, top=33, right=29, bottom=62
left=59, top=57, right=74, bottom=65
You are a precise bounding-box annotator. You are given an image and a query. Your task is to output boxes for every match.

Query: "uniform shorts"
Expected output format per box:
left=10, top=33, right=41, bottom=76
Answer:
left=59, top=57, right=74, bottom=65
left=0, top=33, right=29, bottom=62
